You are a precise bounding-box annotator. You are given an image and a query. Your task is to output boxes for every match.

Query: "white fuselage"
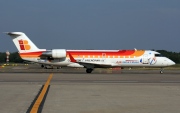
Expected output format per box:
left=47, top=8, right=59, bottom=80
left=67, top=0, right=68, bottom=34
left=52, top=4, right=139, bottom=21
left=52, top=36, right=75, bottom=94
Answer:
left=23, top=50, right=175, bottom=68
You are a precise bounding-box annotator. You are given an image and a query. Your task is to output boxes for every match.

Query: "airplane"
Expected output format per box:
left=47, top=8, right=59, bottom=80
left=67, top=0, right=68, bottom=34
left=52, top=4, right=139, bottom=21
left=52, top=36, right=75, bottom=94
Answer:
left=6, top=32, right=175, bottom=73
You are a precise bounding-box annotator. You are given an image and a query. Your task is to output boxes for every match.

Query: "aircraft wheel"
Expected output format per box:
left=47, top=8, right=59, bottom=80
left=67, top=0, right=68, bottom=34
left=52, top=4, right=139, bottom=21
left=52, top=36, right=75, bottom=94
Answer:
left=41, top=64, right=44, bottom=68
left=160, top=71, right=163, bottom=74
left=57, top=67, right=60, bottom=69
left=86, top=68, right=93, bottom=73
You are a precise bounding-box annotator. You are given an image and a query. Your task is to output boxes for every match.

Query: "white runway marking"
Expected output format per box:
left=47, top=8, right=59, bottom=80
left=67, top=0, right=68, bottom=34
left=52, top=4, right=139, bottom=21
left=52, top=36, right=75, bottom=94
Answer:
left=161, top=81, right=180, bottom=83
left=93, top=81, right=138, bottom=83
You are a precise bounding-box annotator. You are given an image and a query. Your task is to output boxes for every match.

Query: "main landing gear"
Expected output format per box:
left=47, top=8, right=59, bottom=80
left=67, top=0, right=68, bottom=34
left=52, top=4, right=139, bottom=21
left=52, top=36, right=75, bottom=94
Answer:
left=160, top=68, right=164, bottom=74
left=86, top=68, right=93, bottom=73
left=57, top=67, right=60, bottom=69
left=41, top=64, right=44, bottom=68
left=41, top=64, right=61, bottom=69
left=42, top=65, right=49, bottom=69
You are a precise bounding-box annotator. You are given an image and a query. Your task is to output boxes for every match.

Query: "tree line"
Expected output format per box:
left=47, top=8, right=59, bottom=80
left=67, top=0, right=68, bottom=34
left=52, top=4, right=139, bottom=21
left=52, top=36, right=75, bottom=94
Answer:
left=0, top=52, right=23, bottom=63
left=0, top=50, right=180, bottom=63
left=156, top=50, right=180, bottom=64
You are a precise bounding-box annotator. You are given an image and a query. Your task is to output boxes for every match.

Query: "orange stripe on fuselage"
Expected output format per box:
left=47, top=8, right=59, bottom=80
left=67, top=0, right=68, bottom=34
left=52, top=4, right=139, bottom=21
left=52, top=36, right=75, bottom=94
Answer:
left=67, top=50, right=134, bottom=55
left=66, top=50, right=145, bottom=58
left=131, top=50, right=145, bottom=57
left=19, top=50, right=145, bottom=59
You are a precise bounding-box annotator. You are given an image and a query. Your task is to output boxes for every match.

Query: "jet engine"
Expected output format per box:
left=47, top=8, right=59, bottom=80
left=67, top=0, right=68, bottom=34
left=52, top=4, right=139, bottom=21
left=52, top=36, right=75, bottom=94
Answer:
left=52, top=49, right=66, bottom=58
left=41, top=49, right=66, bottom=58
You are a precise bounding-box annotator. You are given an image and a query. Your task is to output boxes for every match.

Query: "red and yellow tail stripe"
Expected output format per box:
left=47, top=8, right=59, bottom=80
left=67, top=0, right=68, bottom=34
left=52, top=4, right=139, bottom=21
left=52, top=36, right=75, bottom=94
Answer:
left=19, top=51, right=44, bottom=58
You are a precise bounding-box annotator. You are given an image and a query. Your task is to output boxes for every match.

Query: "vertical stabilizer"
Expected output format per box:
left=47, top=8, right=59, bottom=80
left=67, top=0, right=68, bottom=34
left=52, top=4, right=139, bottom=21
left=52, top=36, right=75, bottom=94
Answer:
left=6, top=32, right=44, bottom=53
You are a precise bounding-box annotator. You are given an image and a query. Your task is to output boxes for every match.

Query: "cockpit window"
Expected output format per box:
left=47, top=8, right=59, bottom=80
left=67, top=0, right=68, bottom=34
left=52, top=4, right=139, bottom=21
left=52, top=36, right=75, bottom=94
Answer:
left=155, top=54, right=164, bottom=57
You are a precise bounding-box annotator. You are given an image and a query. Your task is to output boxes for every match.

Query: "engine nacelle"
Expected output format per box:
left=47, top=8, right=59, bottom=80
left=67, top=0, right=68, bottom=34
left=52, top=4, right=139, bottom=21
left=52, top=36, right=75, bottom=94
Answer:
left=52, top=49, right=66, bottom=58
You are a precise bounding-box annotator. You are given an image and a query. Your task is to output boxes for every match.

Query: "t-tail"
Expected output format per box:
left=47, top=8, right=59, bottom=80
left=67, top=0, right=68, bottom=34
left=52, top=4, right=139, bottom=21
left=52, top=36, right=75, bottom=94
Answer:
left=6, top=32, right=45, bottom=53
left=6, top=32, right=46, bottom=61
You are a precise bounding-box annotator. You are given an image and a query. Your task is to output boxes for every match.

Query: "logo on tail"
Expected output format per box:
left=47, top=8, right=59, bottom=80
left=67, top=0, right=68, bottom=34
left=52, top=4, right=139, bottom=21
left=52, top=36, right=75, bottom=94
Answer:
left=18, top=40, right=31, bottom=50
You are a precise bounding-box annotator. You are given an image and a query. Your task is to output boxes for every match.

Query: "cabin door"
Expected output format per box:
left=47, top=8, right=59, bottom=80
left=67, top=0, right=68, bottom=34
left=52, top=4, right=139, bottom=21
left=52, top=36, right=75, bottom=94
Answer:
left=143, top=54, right=149, bottom=64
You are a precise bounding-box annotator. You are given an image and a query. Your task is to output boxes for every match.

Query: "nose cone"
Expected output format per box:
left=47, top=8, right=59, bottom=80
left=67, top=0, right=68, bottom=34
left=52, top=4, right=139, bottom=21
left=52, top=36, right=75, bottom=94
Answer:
left=168, top=60, right=176, bottom=66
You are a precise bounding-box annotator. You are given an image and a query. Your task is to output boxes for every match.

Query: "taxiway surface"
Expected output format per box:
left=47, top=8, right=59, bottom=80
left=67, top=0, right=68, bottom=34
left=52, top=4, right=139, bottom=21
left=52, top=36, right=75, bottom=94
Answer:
left=0, top=70, right=180, bottom=113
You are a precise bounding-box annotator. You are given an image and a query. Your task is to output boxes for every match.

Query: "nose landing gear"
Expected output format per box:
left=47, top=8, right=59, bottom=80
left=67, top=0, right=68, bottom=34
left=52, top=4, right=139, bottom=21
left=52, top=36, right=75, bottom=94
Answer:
left=160, top=68, right=164, bottom=74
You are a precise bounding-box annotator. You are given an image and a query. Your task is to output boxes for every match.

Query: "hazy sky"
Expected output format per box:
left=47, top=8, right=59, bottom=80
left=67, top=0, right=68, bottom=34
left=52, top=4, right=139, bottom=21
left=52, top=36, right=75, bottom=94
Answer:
left=0, top=0, right=180, bottom=52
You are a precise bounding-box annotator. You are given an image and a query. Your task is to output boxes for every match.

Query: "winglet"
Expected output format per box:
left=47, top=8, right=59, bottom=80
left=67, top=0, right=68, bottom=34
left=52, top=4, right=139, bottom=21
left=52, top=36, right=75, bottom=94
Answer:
left=69, top=53, right=77, bottom=62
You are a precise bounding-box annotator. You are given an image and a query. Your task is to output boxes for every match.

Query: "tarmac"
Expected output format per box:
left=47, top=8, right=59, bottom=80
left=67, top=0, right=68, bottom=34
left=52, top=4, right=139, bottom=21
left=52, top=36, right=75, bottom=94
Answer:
left=0, top=64, right=180, bottom=113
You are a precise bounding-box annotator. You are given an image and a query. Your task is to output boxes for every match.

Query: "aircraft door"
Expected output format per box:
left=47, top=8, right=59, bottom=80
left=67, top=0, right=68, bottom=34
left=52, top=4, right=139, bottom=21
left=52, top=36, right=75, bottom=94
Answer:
left=143, top=54, right=149, bottom=64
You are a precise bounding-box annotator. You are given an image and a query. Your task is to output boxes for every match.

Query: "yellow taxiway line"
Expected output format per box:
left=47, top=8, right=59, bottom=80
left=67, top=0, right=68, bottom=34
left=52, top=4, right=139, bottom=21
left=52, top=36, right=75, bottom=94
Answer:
left=30, top=73, right=53, bottom=113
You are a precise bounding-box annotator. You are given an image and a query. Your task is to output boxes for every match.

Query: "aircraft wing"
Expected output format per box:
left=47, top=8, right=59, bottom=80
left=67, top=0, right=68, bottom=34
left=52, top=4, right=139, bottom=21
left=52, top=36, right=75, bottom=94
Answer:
left=69, top=53, right=119, bottom=68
